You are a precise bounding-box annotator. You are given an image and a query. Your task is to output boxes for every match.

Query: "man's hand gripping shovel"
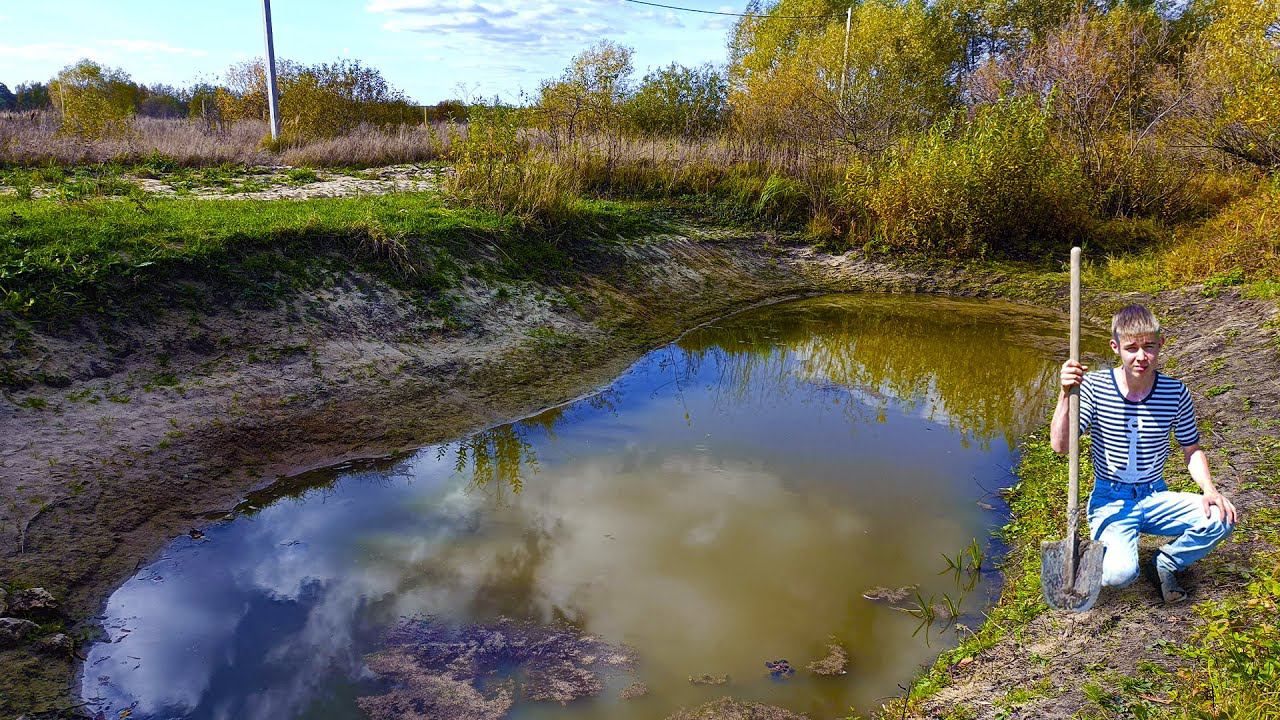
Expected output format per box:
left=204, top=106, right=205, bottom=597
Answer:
left=1040, top=247, right=1105, bottom=612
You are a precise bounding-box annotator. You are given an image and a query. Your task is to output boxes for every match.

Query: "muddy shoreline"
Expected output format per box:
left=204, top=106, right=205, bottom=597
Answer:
left=2, top=225, right=1274, bottom=718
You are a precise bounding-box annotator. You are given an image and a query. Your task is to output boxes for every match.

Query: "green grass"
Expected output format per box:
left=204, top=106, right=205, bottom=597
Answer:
left=1205, top=383, right=1236, bottom=397
left=0, top=191, right=656, bottom=327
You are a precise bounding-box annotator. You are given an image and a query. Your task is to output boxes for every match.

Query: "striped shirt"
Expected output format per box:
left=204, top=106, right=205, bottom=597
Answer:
left=1079, top=370, right=1200, bottom=484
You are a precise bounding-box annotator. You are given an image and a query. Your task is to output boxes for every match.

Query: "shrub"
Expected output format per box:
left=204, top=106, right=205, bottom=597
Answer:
left=1181, top=0, right=1280, bottom=169
left=624, top=63, right=728, bottom=138
left=214, top=58, right=419, bottom=145
left=445, top=105, right=580, bottom=230
left=49, top=59, right=137, bottom=139
left=1163, top=178, right=1280, bottom=284
left=1089, top=216, right=1170, bottom=256
left=857, top=97, right=1093, bottom=258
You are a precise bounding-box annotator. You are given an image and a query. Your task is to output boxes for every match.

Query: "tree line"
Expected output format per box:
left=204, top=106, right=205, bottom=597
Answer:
left=3, top=0, right=1276, bottom=263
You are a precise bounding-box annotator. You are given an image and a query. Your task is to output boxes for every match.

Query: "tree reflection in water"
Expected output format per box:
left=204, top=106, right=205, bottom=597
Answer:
left=678, top=295, right=1081, bottom=449
left=440, top=295, right=1088, bottom=498
left=440, top=389, right=623, bottom=502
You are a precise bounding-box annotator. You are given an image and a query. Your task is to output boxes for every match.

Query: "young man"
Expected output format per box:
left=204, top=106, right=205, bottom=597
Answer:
left=1051, top=304, right=1237, bottom=603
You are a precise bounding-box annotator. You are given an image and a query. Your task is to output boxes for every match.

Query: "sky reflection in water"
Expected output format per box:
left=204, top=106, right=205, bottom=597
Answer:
left=82, top=294, right=1088, bottom=720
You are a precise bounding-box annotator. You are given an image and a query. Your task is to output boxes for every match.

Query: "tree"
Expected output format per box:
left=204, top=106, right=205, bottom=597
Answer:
left=137, top=84, right=188, bottom=118
left=187, top=82, right=221, bottom=128
left=625, top=63, right=728, bottom=137
left=968, top=7, right=1194, bottom=217
left=281, top=59, right=417, bottom=139
left=729, top=0, right=961, bottom=152
left=0, top=83, right=15, bottom=111
left=14, top=82, right=51, bottom=110
left=536, top=40, right=635, bottom=143
left=215, top=58, right=416, bottom=142
left=935, top=0, right=1082, bottom=72
left=1180, top=0, right=1280, bottom=168
left=48, top=59, right=138, bottom=138
left=424, top=99, right=468, bottom=123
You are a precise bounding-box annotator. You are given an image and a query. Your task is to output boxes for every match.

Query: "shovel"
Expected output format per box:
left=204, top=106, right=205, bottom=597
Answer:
left=1040, top=246, right=1105, bottom=612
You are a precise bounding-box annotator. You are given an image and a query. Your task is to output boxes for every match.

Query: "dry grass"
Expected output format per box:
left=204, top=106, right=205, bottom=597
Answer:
left=1, top=112, right=270, bottom=166
left=0, top=112, right=450, bottom=168
left=279, top=123, right=449, bottom=167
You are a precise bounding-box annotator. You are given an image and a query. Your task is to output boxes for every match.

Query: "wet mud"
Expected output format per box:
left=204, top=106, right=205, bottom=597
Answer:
left=358, top=617, right=636, bottom=720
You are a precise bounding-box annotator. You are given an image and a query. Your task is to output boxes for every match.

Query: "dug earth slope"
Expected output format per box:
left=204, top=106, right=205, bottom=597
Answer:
left=0, top=224, right=1274, bottom=718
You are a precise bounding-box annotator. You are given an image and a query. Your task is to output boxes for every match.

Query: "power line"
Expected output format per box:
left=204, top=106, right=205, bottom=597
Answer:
left=620, top=0, right=837, bottom=19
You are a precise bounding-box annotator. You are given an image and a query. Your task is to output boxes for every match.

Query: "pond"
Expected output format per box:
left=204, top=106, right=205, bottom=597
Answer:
left=82, top=294, right=1085, bottom=720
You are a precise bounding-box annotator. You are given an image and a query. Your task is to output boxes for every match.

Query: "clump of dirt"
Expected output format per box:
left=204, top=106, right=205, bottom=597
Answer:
left=620, top=680, right=648, bottom=699
left=861, top=585, right=917, bottom=603
left=358, top=648, right=514, bottom=720
left=357, top=616, right=636, bottom=718
left=665, top=696, right=810, bottom=720
left=805, top=642, right=849, bottom=676
left=688, top=673, right=730, bottom=685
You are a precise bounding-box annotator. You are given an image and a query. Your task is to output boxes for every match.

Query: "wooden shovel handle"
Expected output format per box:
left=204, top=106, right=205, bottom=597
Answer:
left=1067, top=247, right=1081, bottom=581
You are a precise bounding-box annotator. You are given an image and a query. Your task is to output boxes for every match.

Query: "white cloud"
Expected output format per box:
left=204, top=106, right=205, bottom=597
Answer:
left=366, top=0, right=733, bottom=100
left=368, top=0, right=624, bottom=55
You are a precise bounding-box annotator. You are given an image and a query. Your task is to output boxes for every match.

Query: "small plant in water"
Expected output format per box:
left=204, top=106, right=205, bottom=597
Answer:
left=904, top=538, right=987, bottom=643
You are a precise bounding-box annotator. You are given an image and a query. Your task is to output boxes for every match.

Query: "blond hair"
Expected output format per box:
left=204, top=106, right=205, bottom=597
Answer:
left=1111, top=304, right=1161, bottom=342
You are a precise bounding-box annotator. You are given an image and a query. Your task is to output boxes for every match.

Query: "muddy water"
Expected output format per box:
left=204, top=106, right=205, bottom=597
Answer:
left=82, top=294, right=1091, bottom=720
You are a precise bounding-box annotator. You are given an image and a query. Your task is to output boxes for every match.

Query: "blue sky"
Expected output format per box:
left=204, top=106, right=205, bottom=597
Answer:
left=0, top=0, right=740, bottom=104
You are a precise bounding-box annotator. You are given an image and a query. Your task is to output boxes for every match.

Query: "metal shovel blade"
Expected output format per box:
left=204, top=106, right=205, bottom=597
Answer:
left=1040, top=537, right=1106, bottom=612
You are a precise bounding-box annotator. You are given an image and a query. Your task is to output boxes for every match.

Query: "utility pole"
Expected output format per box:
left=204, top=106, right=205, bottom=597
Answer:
left=262, top=0, right=281, bottom=140
left=839, top=5, right=851, bottom=104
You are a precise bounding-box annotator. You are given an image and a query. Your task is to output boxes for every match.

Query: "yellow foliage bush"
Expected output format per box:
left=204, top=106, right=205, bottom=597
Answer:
left=49, top=60, right=137, bottom=139
left=1163, top=179, right=1280, bottom=284
left=854, top=97, right=1093, bottom=258
left=446, top=105, right=581, bottom=229
left=214, top=58, right=417, bottom=145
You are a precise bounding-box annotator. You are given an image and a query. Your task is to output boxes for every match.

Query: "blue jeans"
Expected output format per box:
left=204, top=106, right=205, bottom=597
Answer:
left=1087, top=479, right=1235, bottom=587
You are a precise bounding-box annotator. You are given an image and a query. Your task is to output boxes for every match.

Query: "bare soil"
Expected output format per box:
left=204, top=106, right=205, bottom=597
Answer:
left=0, top=219, right=1274, bottom=717
left=132, top=164, right=442, bottom=200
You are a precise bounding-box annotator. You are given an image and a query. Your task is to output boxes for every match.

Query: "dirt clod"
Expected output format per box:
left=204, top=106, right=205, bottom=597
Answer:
left=805, top=643, right=849, bottom=676
left=357, top=616, right=636, bottom=718
left=0, top=618, right=38, bottom=648
left=35, top=633, right=73, bottom=656
left=665, top=696, right=809, bottom=720
left=8, top=588, right=57, bottom=616
left=861, top=585, right=917, bottom=603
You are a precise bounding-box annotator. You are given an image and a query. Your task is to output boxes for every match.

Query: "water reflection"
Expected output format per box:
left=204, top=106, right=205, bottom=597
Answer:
left=444, top=294, right=1069, bottom=502
left=680, top=295, right=1063, bottom=448
left=82, top=294, right=1093, bottom=720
